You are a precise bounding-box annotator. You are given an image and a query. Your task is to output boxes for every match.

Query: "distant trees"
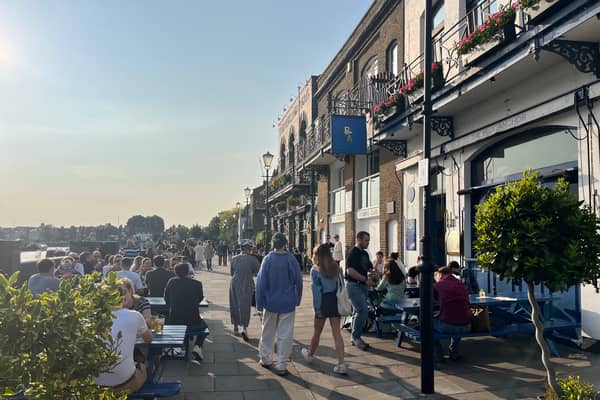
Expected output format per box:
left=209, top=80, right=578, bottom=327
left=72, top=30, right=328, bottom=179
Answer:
left=125, top=215, right=165, bottom=239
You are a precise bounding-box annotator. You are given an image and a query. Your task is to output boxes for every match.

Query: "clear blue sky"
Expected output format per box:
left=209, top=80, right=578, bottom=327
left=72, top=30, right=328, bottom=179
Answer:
left=0, top=0, right=372, bottom=227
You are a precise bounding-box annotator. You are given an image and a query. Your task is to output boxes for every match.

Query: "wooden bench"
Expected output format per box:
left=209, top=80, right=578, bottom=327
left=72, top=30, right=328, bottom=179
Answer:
left=396, top=320, right=578, bottom=357
left=128, top=381, right=181, bottom=399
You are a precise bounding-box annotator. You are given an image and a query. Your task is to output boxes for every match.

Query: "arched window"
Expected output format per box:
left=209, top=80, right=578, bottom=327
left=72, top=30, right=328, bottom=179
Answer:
left=361, top=57, right=379, bottom=79
left=472, top=127, right=578, bottom=186
left=433, top=0, right=445, bottom=32
left=386, top=41, right=399, bottom=76
left=288, top=132, right=295, bottom=168
left=280, top=142, right=286, bottom=172
left=299, top=118, right=307, bottom=142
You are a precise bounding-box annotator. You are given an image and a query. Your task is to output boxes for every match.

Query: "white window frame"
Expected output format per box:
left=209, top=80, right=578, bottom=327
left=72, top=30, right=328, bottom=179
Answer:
left=329, top=187, right=346, bottom=216
left=358, top=173, right=380, bottom=210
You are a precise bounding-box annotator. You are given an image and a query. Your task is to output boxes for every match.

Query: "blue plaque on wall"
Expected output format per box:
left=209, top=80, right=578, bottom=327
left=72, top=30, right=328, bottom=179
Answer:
left=405, top=218, right=416, bottom=251
left=331, top=115, right=367, bottom=155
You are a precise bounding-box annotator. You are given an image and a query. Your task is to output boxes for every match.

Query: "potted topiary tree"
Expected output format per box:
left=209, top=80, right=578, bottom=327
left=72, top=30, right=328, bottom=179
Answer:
left=0, top=272, right=126, bottom=400
left=474, top=172, right=600, bottom=398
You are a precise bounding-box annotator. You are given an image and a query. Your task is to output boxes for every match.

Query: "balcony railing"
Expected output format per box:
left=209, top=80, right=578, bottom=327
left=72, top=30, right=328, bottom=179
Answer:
left=293, top=73, right=396, bottom=164
left=381, top=0, right=528, bottom=115
left=266, top=167, right=311, bottom=202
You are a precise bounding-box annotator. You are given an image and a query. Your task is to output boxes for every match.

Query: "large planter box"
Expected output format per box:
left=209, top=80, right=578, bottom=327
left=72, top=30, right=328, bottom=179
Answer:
left=524, top=0, right=563, bottom=23
left=461, top=22, right=517, bottom=66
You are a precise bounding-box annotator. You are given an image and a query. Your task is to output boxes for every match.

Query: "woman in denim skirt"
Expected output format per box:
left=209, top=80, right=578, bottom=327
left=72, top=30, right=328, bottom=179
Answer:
left=301, top=244, right=347, bottom=374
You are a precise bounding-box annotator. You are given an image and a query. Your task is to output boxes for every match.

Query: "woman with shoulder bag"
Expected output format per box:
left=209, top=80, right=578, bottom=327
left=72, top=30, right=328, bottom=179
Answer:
left=301, top=244, right=347, bottom=375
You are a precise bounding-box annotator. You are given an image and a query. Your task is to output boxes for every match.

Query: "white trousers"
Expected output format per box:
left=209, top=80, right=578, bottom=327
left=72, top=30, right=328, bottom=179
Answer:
left=259, top=310, right=295, bottom=370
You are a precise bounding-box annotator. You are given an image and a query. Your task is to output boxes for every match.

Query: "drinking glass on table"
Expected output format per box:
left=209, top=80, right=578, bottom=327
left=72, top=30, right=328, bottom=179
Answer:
left=152, top=316, right=165, bottom=334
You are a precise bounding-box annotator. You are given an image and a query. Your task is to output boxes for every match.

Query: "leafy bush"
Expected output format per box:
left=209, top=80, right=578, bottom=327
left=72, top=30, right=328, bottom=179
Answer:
left=0, top=272, right=126, bottom=399
left=558, top=376, right=599, bottom=400
left=475, top=172, right=600, bottom=396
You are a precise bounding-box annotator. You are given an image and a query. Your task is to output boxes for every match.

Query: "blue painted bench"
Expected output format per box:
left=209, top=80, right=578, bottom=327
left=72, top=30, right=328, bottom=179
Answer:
left=374, top=313, right=405, bottom=337
left=128, top=381, right=181, bottom=399
left=396, top=320, right=579, bottom=357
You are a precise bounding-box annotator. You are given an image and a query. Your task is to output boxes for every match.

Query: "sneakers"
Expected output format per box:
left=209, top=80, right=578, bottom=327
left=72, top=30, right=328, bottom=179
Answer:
left=258, top=359, right=272, bottom=369
left=351, top=338, right=370, bottom=351
left=301, top=348, right=314, bottom=363
left=274, top=368, right=288, bottom=376
left=241, top=327, right=249, bottom=342
left=190, top=345, right=203, bottom=364
left=333, top=363, right=348, bottom=375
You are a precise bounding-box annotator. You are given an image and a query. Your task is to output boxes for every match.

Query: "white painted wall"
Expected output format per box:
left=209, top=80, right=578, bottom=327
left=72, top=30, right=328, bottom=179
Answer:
left=355, top=216, right=380, bottom=259
left=387, top=220, right=399, bottom=253
left=403, top=166, right=421, bottom=267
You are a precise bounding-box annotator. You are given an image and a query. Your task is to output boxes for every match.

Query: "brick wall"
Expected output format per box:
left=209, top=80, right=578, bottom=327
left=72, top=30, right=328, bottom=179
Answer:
left=317, top=169, right=329, bottom=242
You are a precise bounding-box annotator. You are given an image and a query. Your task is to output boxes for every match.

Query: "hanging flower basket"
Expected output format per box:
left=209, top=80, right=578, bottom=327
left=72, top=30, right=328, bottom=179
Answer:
left=458, top=5, right=517, bottom=66
left=519, top=0, right=563, bottom=23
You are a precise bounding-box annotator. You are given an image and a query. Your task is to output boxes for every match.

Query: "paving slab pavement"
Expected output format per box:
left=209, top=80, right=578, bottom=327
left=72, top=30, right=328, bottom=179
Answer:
left=158, top=262, right=600, bottom=399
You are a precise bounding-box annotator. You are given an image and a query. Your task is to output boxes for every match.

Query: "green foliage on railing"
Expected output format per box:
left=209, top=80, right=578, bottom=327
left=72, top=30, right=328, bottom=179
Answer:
left=0, top=272, right=126, bottom=400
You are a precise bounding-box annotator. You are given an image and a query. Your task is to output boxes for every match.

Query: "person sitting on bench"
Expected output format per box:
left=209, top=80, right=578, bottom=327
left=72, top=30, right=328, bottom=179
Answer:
left=164, top=263, right=208, bottom=363
left=94, top=279, right=152, bottom=395
left=433, top=266, right=470, bottom=362
left=375, top=260, right=406, bottom=313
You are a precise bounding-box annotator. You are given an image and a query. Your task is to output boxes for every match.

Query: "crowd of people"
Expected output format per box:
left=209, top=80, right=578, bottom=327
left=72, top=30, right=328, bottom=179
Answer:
left=26, top=239, right=211, bottom=395
left=23, top=229, right=483, bottom=393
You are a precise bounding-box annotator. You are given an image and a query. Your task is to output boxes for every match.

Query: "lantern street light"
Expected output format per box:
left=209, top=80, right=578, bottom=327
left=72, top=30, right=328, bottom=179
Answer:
left=262, top=151, right=274, bottom=249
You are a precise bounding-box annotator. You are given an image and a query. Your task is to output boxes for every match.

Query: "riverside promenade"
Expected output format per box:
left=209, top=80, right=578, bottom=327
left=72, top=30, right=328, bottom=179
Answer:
left=161, top=262, right=600, bottom=399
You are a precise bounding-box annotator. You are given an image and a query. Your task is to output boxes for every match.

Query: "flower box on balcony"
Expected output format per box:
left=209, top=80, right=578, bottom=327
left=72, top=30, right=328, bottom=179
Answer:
left=522, top=0, right=563, bottom=23
left=405, top=71, right=445, bottom=104
left=458, top=6, right=517, bottom=66
left=460, top=21, right=516, bottom=66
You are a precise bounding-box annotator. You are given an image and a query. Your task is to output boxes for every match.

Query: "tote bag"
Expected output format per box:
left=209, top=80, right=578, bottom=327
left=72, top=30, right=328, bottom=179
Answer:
left=336, top=272, right=353, bottom=316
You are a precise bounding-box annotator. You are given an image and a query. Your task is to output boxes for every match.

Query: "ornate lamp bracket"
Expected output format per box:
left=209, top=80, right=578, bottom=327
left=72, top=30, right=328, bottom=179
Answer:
left=545, top=40, right=600, bottom=78
left=377, top=140, right=407, bottom=158
left=431, top=116, right=454, bottom=139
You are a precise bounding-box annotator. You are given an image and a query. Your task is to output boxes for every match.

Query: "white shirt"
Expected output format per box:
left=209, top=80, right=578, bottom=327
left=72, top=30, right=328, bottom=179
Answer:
left=333, top=241, right=344, bottom=261
left=74, top=263, right=85, bottom=276
left=117, top=270, right=145, bottom=291
left=94, top=309, right=147, bottom=387
left=193, top=245, right=204, bottom=261
left=103, top=265, right=113, bottom=277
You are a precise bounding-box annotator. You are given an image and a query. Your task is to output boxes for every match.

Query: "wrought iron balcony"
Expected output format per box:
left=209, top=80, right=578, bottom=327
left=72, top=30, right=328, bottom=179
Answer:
left=266, top=167, right=311, bottom=203
left=295, top=73, right=394, bottom=165
left=374, top=0, right=589, bottom=134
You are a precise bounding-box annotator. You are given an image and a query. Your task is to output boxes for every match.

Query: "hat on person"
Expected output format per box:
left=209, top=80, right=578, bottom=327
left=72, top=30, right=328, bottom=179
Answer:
left=240, top=239, right=254, bottom=248
left=68, top=252, right=79, bottom=260
left=272, top=232, right=288, bottom=249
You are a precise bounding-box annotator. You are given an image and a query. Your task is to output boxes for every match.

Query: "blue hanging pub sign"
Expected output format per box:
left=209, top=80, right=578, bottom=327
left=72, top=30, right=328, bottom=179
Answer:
left=331, top=115, right=367, bottom=155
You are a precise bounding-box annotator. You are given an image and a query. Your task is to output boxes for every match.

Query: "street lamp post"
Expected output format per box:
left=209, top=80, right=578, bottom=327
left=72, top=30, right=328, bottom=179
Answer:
left=244, top=187, right=252, bottom=240
left=235, top=201, right=241, bottom=245
left=420, top=0, right=435, bottom=394
left=262, top=151, right=274, bottom=250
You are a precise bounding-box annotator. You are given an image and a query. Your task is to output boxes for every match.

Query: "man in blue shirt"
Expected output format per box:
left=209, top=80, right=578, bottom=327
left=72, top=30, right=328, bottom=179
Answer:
left=121, top=239, right=140, bottom=258
left=255, top=233, right=303, bottom=376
